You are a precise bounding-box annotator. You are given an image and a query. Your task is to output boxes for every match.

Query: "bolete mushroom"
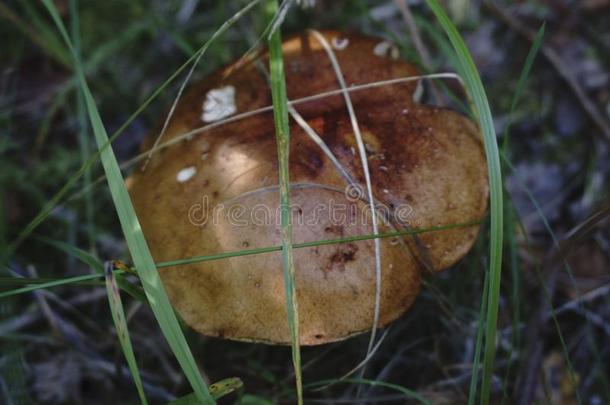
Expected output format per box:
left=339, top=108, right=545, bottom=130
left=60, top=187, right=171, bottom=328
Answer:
left=127, top=31, right=488, bottom=345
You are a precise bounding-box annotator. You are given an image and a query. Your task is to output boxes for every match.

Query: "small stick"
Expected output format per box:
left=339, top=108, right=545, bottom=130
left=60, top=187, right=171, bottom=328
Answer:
left=394, top=0, right=444, bottom=105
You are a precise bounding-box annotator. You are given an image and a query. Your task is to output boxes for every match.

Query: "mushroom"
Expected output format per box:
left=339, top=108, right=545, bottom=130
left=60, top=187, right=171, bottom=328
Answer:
left=127, top=31, right=488, bottom=345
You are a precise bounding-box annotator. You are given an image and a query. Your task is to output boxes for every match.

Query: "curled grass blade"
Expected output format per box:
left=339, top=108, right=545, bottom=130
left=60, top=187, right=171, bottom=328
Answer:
left=41, top=1, right=213, bottom=402
left=104, top=262, right=148, bottom=405
left=266, top=1, right=302, bottom=403
left=423, top=1, right=504, bottom=403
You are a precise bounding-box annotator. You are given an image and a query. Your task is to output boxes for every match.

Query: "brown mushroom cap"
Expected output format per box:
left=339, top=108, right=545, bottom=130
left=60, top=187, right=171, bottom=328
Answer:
left=127, top=31, right=489, bottom=345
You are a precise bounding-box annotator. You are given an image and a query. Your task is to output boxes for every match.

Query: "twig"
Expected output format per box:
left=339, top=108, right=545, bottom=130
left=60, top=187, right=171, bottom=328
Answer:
left=394, top=0, right=444, bottom=105
left=485, top=2, right=610, bottom=143
left=394, top=0, right=433, bottom=68
left=550, top=282, right=610, bottom=318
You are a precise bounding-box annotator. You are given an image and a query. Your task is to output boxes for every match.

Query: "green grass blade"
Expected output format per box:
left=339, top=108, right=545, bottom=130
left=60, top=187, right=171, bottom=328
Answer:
left=41, top=1, right=213, bottom=402
left=501, top=153, right=581, bottom=403
left=69, top=0, right=96, bottom=251
left=0, top=273, right=104, bottom=298
left=499, top=24, right=545, bottom=402
left=266, top=1, right=302, bottom=404
left=467, top=270, right=490, bottom=405
left=503, top=24, right=545, bottom=150
left=423, top=2, right=504, bottom=404
left=37, top=236, right=104, bottom=273
left=235, top=395, right=275, bottom=405
left=36, top=236, right=146, bottom=302
left=104, top=262, right=148, bottom=405
left=157, top=221, right=480, bottom=268
left=510, top=24, right=545, bottom=117
left=1, top=221, right=480, bottom=300
left=0, top=1, right=71, bottom=68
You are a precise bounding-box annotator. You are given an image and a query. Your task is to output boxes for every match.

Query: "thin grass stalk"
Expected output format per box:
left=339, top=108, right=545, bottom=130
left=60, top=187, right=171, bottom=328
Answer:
left=1, top=221, right=481, bottom=299
left=104, top=262, right=148, bottom=404
left=468, top=270, right=490, bottom=405
left=499, top=25, right=545, bottom=402
left=69, top=0, right=96, bottom=252
left=266, top=1, right=302, bottom=403
left=423, top=2, right=504, bottom=403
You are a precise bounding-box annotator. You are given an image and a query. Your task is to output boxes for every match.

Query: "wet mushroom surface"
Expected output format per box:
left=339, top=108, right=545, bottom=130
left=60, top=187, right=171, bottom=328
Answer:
left=127, top=30, right=489, bottom=345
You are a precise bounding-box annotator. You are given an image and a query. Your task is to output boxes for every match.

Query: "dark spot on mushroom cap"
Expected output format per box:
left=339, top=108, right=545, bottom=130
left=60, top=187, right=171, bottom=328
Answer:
left=324, top=243, right=359, bottom=274
left=324, top=224, right=344, bottom=235
left=295, top=148, right=324, bottom=177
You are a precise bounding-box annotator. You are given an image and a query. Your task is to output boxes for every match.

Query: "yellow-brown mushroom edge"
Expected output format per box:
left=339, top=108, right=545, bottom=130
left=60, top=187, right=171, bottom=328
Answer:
left=127, top=30, right=489, bottom=345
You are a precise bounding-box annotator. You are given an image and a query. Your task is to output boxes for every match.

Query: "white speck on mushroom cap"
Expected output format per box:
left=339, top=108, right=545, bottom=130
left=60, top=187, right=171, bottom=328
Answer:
left=202, top=86, right=237, bottom=123
left=331, top=37, right=349, bottom=50
left=412, top=80, right=424, bottom=103
left=176, top=166, right=197, bottom=182
left=373, top=41, right=399, bottom=59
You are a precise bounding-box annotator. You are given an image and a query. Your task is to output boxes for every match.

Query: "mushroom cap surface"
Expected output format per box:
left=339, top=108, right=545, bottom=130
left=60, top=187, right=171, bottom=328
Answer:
left=127, top=31, right=489, bottom=345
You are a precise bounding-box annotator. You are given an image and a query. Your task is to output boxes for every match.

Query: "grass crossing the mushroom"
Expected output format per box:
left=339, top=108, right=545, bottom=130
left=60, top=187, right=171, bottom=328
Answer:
left=0, top=221, right=481, bottom=300
left=267, top=1, right=303, bottom=401
left=306, top=30, right=384, bottom=380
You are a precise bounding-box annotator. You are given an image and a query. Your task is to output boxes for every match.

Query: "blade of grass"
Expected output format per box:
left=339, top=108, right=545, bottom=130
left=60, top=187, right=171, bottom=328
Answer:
left=0, top=273, right=106, bottom=298
left=499, top=24, right=545, bottom=403
left=36, top=236, right=146, bottom=302
left=266, top=1, right=302, bottom=403
left=41, top=1, right=213, bottom=402
left=69, top=0, right=96, bottom=252
left=0, top=1, right=71, bottom=68
left=467, top=270, right=490, bottom=405
left=502, top=153, right=582, bottom=404
left=502, top=24, right=545, bottom=151
left=423, top=2, right=504, bottom=404
left=1, top=221, right=481, bottom=299
left=104, top=262, right=148, bottom=405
